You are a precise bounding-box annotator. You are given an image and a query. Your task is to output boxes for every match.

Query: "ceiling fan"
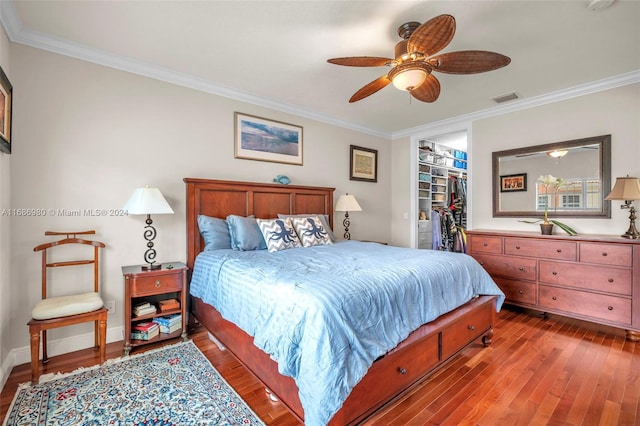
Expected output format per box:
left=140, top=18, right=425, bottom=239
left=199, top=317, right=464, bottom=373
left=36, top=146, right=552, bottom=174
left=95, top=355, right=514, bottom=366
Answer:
left=327, top=14, right=511, bottom=103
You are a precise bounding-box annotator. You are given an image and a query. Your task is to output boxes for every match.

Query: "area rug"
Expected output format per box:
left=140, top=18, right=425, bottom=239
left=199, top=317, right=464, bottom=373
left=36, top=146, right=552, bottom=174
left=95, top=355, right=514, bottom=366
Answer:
left=3, top=340, right=265, bottom=425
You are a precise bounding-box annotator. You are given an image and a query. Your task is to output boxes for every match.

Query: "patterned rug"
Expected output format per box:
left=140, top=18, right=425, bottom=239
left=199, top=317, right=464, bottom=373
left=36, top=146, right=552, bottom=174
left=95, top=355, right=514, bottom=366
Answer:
left=3, top=340, right=265, bottom=425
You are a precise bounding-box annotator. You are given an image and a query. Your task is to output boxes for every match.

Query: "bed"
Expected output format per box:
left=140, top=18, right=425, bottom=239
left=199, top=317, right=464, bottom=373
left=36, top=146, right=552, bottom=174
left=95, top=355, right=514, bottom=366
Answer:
left=184, top=178, right=504, bottom=425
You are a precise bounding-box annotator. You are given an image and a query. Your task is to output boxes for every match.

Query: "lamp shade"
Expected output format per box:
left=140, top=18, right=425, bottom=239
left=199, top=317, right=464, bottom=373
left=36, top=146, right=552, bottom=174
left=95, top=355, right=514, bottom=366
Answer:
left=605, top=177, right=640, bottom=201
left=335, top=194, right=362, bottom=212
left=123, top=186, right=174, bottom=215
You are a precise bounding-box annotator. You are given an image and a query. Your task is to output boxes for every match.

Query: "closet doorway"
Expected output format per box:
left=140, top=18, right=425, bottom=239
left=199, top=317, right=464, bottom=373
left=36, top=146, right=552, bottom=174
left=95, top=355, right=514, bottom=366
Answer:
left=416, top=130, right=468, bottom=251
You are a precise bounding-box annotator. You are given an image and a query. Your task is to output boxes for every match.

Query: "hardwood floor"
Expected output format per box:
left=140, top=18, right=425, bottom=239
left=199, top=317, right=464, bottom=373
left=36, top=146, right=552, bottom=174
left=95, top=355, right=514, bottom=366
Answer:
left=2, top=306, right=638, bottom=425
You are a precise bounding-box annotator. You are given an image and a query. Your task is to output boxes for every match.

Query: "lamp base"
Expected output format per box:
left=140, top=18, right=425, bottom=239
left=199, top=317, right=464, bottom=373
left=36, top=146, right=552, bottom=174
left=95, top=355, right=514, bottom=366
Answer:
left=621, top=206, right=640, bottom=239
left=141, top=263, right=161, bottom=271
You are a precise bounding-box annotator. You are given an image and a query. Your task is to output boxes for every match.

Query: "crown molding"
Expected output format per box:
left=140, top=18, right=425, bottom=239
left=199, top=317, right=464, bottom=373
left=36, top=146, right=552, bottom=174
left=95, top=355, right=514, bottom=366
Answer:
left=2, top=2, right=638, bottom=142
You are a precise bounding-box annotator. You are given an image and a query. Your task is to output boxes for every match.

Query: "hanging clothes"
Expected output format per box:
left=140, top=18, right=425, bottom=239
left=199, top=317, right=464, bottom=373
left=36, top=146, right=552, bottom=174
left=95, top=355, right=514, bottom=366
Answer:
left=431, top=209, right=442, bottom=250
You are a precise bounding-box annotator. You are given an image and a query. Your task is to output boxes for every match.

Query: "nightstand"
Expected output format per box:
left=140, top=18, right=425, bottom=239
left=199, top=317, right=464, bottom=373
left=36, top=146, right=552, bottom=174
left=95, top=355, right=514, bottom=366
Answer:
left=122, top=262, right=188, bottom=355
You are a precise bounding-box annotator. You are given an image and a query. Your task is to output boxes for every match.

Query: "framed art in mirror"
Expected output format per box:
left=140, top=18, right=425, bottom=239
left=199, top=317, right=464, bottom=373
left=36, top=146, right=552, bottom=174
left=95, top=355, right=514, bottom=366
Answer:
left=492, top=135, right=611, bottom=218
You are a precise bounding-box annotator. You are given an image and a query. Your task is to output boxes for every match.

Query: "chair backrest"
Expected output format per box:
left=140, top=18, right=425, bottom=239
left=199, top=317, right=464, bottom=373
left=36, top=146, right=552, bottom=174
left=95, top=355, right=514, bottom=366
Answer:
left=33, top=230, right=106, bottom=299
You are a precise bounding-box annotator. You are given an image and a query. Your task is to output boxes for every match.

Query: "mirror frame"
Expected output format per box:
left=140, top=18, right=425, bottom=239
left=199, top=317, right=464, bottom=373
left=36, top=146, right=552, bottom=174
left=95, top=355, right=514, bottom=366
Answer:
left=492, top=134, right=611, bottom=218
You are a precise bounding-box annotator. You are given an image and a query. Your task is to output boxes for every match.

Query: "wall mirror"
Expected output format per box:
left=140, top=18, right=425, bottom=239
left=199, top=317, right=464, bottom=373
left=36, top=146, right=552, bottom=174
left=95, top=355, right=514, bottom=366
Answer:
left=492, top=135, right=611, bottom=218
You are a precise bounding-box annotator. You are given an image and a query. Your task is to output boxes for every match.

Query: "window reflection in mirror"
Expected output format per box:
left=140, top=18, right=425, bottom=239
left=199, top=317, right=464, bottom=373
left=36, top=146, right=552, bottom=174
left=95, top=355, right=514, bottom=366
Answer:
left=492, top=135, right=611, bottom=218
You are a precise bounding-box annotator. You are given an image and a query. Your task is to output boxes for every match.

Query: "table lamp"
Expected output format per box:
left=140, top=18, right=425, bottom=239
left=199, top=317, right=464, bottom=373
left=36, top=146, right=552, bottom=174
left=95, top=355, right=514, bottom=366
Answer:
left=605, top=176, right=640, bottom=239
left=335, top=193, right=362, bottom=240
left=124, top=186, right=174, bottom=269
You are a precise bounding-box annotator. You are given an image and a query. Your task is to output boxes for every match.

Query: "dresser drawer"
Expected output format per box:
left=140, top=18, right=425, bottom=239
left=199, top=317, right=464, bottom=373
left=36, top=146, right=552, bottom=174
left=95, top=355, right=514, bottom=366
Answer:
left=128, top=272, right=183, bottom=296
left=494, top=277, right=537, bottom=305
left=580, top=243, right=632, bottom=267
left=469, top=236, right=502, bottom=254
left=539, top=261, right=632, bottom=295
left=539, top=285, right=631, bottom=325
left=504, top=238, right=576, bottom=261
left=472, top=254, right=536, bottom=281
left=441, top=303, right=493, bottom=360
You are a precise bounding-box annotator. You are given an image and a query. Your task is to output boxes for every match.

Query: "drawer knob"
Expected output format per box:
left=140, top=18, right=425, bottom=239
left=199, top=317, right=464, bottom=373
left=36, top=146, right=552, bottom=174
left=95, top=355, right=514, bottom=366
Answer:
left=483, top=242, right=488, bottom=247
left=398, top=367, right=407, bottom=375
left=602, top=252, right=608, bottom=257
left=552, top=271, right=558, bottom=276
left=518, top=290, right=524, bottom=294
left=552, top=296, right=557, bottom=301
left=468, top=325, right=475, bottom=331
left=155, top=280, right=161, bottom=288
left=556, top=249, right=562, bottom=253
left=608, top=306, right=613, bottom=311
left=515, top=245, right=520, bottom=250
left=608, top=278, right=614, bottom=283
left=518, top=267, right=524, bottom=271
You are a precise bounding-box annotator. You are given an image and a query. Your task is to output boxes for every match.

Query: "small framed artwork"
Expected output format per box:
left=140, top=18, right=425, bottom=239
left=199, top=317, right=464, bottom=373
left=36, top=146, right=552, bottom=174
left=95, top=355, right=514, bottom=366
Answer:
left=350, top=145, right=378, bottom=182
left=0, top=66, right=12, bottom=155
left=234, top=112, right=303, bottom=165
left=500, top=173, right=527, bottom=192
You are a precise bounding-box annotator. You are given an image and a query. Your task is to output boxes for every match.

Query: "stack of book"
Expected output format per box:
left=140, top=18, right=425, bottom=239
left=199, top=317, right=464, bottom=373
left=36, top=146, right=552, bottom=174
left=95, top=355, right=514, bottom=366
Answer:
left=133, top=302, right=157, bottom=317
left=131, top=322, right=159, bottom=340
left=158, top=298, right=180, bottom=312
left=153, top=313, right=182, bottom=334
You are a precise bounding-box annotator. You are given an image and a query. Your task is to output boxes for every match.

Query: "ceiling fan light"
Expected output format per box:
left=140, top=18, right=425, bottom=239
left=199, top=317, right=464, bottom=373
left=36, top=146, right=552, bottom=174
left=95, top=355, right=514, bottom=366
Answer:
left=392, top=68, right=427, bottom=91
left=547, top=149, right=568, bottom=158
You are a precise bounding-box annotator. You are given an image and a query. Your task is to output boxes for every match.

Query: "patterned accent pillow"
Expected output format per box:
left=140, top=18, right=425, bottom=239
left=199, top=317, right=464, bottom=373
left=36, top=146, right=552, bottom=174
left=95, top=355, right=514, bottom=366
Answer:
left=291, top=216, right=333, bottom=247
left=256, top=218, right=302, bottom=253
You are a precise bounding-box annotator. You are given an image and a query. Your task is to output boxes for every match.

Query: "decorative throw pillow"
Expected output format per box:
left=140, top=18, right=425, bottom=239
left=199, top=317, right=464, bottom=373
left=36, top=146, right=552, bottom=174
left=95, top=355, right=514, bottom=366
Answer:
left=256, top=218, right=301, bottom=252
left=278, top=213, right=336, bottom=242
left=226, top=215, right=267, bottom=251
left=291, top=216, right=333, bottom=247
left=197, top=215, right=231, bottom=250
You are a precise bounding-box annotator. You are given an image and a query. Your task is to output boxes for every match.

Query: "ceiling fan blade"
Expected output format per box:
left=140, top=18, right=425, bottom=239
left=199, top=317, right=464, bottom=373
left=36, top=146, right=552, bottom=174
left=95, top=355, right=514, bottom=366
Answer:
left=407, top=14, right=456, bottom=57
left=430, top=51, right=511, bottom=74
left=349, top=75, right=391, bottom=103
left=410, top=74, right=441, bottom=103
left=327, top=57, right=393, bottom=67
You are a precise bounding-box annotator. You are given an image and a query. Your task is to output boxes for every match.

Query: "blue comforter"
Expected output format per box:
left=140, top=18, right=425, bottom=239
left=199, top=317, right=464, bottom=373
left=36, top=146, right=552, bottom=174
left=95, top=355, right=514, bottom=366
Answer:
left=190, top=241, right=504, bottom=425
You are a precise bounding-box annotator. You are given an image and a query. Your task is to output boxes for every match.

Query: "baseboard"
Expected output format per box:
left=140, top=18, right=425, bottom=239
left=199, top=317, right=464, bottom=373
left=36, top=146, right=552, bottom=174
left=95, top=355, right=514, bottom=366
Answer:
left=1, top=325, right=124, bottom=388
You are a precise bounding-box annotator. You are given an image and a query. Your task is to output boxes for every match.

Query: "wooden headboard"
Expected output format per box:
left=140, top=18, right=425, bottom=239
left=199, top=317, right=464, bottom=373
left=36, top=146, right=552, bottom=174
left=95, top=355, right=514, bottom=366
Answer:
left=184, top=178, right=335, bottom=271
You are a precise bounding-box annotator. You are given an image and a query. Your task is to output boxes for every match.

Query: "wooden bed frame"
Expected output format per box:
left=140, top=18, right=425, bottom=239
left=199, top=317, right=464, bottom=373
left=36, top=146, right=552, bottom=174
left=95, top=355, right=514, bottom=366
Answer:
left=184, top=178, right=498, bottom=425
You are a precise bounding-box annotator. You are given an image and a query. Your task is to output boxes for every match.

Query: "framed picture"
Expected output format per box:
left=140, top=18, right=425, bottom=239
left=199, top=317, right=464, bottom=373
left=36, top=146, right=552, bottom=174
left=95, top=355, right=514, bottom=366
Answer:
left=500, top=173, right=527, bottom=192
left=350, top=145, right=378, bottom=182
left=234, top=112, right=303, bottom=165
left=0, top=66, right=12, bottom=155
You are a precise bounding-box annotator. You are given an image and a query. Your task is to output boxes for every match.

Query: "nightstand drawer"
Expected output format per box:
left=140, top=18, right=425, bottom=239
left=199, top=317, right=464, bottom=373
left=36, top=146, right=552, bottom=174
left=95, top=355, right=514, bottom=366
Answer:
left=129, top=273, right=182, bottom=296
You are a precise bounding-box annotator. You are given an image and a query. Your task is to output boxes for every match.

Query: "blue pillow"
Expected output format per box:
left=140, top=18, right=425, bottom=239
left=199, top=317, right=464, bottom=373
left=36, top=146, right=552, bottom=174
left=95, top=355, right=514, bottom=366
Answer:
left=226, top=215, right=267, bottom=251
left=197, top=215, right=231, bottom=250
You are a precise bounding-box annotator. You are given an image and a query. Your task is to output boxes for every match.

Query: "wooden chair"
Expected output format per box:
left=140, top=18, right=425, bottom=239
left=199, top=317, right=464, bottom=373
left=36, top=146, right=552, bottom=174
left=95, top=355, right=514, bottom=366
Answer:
left=27, top=230, right=108, bottom=383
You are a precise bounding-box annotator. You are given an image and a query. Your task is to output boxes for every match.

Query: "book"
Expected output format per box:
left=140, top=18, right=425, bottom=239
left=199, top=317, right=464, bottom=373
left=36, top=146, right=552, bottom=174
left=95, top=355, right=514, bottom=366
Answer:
left=134, top=304, right=157, bottom=317
left=133, top=322, right=159, bottom=332
left=153, top=314, right=181, bottom=327
left=130, top=328, right=159, bottom=340
left=158, top=322, right=182, bottom=334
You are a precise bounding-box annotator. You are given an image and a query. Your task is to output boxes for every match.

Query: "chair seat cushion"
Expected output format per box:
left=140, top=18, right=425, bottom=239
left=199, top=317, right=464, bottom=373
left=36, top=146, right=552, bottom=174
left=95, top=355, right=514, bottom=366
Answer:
left=31, top=292, right=104, bottom=320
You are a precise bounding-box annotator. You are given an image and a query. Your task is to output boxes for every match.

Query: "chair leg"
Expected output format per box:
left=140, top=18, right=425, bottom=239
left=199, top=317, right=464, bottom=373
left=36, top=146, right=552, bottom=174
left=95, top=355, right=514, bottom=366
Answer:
left=94, top=320, right=99, bottom=349
left=42, top=330, right=49, bottom=364
left=29, top=328, right=40, bottom=384
left=99, top=316, right=107, bottom=363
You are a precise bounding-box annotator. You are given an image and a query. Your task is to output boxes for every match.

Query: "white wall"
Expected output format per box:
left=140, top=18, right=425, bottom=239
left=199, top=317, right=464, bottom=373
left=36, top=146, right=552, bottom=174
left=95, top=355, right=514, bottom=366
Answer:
left=7, top=44, right=391, bottom=363
left=0, top=25, right=11, bottom=389
left=471, top=83, right=640, bottom=234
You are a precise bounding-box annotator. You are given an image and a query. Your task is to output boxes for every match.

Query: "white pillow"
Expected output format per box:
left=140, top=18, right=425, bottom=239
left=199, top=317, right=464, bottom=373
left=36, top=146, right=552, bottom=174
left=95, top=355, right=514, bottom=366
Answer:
left=256, top=218, right=301, bottom=252
left=291, top=216, right=333, bottom=247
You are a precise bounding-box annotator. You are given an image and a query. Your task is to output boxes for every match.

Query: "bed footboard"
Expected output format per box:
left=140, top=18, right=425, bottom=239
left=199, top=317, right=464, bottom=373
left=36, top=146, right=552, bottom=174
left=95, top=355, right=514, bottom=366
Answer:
left=193, top=295, right=497, bottom=425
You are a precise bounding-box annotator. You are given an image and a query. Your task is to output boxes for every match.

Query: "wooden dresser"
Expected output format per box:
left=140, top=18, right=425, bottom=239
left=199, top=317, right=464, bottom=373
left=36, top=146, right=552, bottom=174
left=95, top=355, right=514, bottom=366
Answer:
left=467, top=230, right=640, bottom=341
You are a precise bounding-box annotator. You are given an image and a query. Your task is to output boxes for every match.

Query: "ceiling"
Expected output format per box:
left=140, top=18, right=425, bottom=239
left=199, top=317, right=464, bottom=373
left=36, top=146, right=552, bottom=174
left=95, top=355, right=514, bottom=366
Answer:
left=1, top=1, right=639, bottom=139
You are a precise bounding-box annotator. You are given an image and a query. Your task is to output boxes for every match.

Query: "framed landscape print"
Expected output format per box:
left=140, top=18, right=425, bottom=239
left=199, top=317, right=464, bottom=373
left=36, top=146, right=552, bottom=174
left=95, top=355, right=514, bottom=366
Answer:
left=350, top=145, right=378, bottom=182
left=0, top=66, right=12, bottom=154
left=234, top=112, right=303, bottom=165
left=500, top=173, right=527, bottom=192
